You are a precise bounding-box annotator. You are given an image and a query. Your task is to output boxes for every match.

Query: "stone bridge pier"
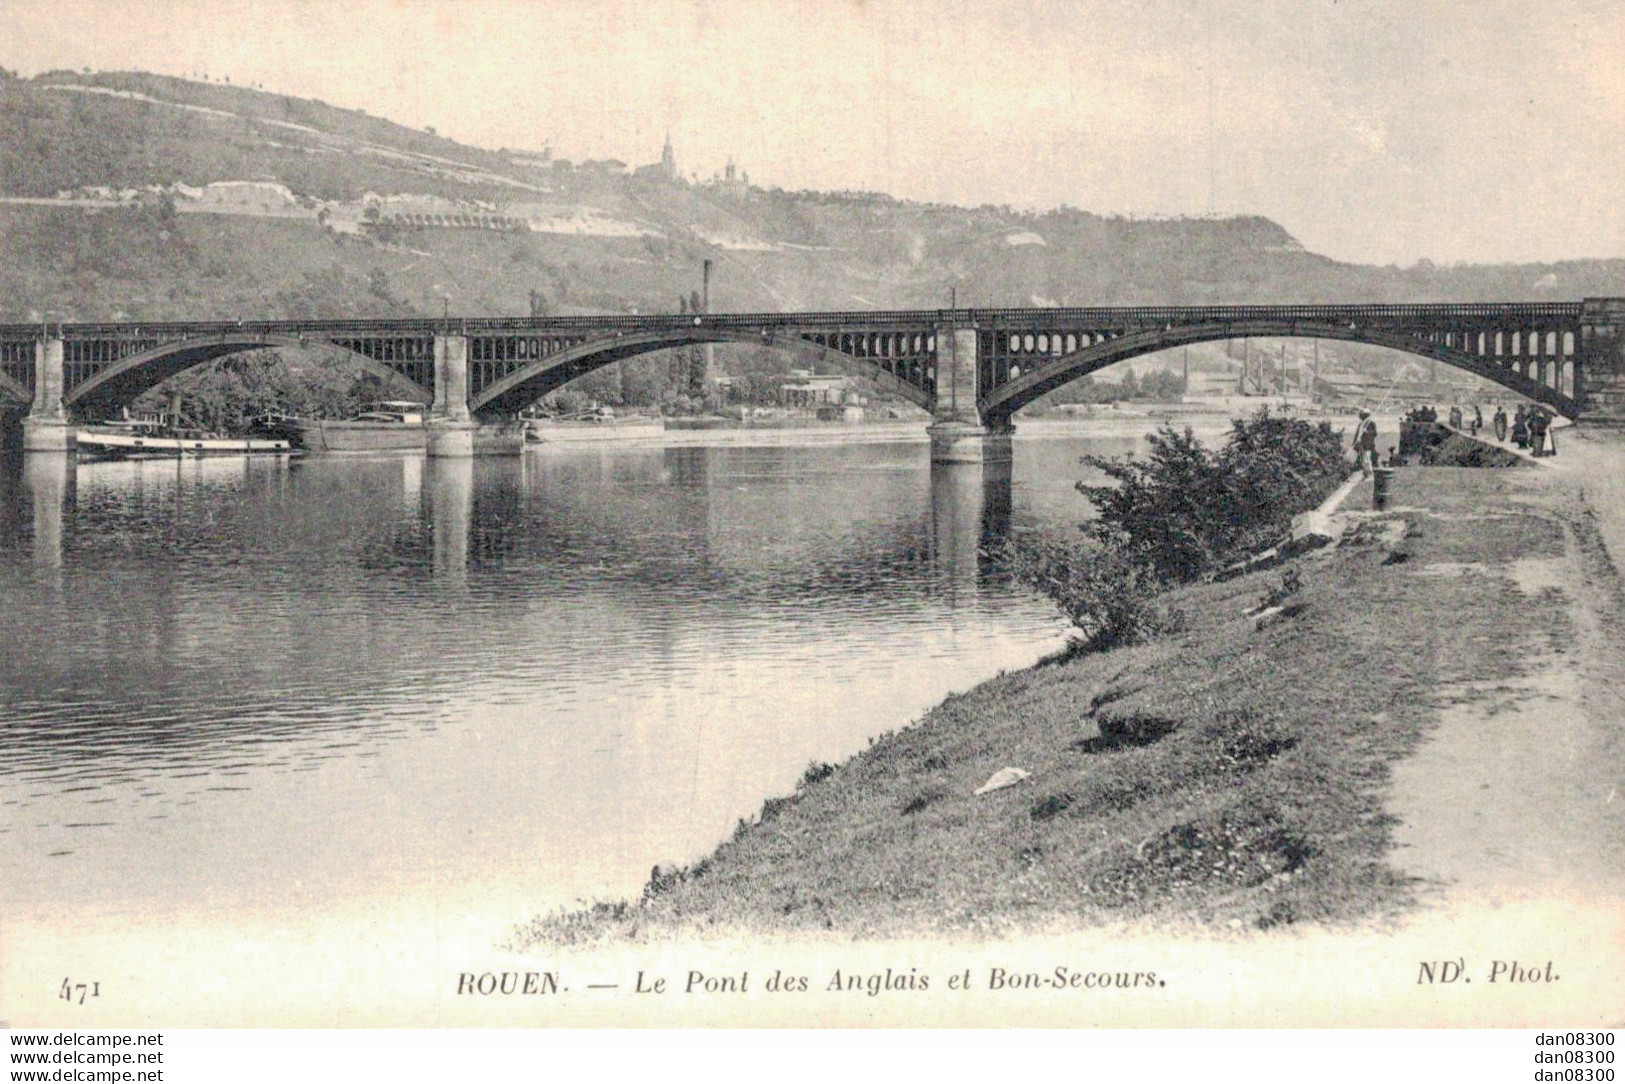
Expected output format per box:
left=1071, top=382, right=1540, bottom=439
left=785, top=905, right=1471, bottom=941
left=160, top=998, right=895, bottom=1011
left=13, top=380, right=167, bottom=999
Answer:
left=427, top=333, right=473, bottom=457
left=1581, top=298, right=1625, bottom=422
left=927, top=322, right=1010, bottom=463
left=22, top=338, right=72, bottom=452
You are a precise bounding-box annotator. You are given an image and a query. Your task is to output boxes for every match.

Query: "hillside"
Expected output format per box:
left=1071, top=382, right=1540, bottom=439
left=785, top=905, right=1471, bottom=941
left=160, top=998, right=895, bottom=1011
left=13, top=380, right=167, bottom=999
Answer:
left=1, top=68, right=1621, bottom=391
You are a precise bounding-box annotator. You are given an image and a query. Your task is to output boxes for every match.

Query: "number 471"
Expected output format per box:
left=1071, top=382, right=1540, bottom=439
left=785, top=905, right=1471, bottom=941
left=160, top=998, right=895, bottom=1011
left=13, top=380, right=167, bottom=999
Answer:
left=59, top=978, right=99, bottom=1005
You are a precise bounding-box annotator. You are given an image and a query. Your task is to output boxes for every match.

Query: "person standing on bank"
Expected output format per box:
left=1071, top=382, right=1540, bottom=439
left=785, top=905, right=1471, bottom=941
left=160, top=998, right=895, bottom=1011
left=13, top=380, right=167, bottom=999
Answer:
left=1529, top=407, right=1553, bottom=456
left=1353, top=409, right=1378, bottom=478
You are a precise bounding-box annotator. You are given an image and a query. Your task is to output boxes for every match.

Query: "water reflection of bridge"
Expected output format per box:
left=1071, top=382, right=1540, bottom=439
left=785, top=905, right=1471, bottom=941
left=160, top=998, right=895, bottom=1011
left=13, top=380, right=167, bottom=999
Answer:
left=419, top=448, right=1016, bottom=596
left=6, top=446, right=1021, bottom=610
left=0, top=447, right=1033, bottom=781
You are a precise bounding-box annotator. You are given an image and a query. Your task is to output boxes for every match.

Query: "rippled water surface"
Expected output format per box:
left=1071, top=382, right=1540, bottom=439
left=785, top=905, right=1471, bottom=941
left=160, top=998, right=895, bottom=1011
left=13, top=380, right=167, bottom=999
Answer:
left=0, top=427, right=1159, bottom=928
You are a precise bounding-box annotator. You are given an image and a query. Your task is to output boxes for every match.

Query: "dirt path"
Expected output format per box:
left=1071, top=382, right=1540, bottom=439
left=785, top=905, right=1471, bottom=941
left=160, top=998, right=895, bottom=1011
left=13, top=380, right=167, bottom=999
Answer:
left=1385, top=441, right=1625, bottom=909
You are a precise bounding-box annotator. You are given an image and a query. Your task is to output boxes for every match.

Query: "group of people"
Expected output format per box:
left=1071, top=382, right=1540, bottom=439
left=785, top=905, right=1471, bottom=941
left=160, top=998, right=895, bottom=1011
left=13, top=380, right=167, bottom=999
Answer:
left=1404, top=403, right=1487, bottom=436
left=1361, top=399, right=1561, bottom=476
left=1403, top=402, right=1559, bottom=456
left=1507, top=404, right=1558, bottom=456
left=1431, top=401, right=1560, bottom=456
left=1453, top=404, right=1485, bottom=435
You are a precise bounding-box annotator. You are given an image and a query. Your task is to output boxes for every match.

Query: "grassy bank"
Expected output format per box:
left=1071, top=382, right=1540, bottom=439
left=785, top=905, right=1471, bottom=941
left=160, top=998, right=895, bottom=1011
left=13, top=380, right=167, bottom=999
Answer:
left=514, top=464, right=1581, bottom=946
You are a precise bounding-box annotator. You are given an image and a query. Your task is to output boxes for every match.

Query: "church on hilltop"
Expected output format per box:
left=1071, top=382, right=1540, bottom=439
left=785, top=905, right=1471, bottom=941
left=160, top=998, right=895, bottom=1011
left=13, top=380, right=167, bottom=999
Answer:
left=634, top=132, right=679, bottom=182
left=633, top=134, right=751, bottom=200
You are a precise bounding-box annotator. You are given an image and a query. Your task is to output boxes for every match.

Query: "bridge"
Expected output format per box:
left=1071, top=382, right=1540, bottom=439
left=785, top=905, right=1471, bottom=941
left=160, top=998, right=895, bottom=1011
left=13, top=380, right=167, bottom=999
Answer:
left=5, top=299, right=1624, bottom=460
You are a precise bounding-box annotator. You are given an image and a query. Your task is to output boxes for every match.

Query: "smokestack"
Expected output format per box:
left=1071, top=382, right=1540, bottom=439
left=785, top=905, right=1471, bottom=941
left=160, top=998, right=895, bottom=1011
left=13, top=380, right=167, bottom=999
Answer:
left=698, top=259, right=714, bottom=398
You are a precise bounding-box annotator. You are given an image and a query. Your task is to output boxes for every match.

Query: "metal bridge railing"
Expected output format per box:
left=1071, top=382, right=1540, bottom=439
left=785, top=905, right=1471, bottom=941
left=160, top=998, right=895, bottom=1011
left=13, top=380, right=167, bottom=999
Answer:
left=0, top=302, right=1587, bottom=342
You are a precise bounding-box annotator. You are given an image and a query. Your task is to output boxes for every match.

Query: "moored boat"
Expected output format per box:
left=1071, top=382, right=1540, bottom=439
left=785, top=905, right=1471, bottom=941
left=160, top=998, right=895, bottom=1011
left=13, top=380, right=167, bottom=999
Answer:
left=271, top=401, right=428, bottom=453
left=76, top=419, right=291, bottom=458
left=268, top=402, right=526, bottom=455
left=524, top=415, right=667, bottom=443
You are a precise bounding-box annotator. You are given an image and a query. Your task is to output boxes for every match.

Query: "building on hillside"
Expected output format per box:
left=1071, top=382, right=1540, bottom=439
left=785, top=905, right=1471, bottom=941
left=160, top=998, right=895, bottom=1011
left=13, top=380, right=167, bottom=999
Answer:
left=1312, top=370, right=1388, bottom=403
left=507, top=147, right=553, bottom=170
left=1312, top=369, right=1500, bottom=408
left=780, top=372, right=866, bottom=411
left=712, top=159, right=749, bottom=201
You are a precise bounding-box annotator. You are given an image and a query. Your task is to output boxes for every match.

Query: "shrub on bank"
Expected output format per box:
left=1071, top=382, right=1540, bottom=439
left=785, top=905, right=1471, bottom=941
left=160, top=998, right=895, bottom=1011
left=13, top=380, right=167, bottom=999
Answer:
left=1013, top=409, right=1347, bottom=647
left=1206, top=411, right=1351, bottom=558
left=1079, top=409, right=1348, bottom=583
left=1006, top=534, right=1181, bottom=653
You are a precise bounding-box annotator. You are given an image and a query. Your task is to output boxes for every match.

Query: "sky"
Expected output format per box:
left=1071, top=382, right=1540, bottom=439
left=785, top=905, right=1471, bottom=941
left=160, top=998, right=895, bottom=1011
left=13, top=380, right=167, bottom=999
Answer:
left=4, top=0, right=1622, bottom=267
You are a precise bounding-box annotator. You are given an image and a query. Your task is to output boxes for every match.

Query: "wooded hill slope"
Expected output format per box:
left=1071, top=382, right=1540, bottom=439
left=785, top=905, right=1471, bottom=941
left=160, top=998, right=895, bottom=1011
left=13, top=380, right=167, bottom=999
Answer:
left=4, top=68, right=1620, bottom=328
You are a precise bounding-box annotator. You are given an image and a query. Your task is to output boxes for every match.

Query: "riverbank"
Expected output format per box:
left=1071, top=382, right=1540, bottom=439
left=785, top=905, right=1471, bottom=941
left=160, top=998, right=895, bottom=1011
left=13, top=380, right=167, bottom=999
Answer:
left=515, top=430, right=1625, bottom=946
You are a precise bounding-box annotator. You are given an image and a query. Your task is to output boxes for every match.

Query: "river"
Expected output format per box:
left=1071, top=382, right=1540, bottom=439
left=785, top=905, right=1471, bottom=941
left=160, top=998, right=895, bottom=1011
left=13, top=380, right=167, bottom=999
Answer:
left=0, top=419, right=1230, bottom=1018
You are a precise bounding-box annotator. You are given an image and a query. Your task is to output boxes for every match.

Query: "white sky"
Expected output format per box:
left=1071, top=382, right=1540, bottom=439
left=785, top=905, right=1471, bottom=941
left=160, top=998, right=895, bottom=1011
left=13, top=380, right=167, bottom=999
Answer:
left=4, top=0, right=1622, bottom=266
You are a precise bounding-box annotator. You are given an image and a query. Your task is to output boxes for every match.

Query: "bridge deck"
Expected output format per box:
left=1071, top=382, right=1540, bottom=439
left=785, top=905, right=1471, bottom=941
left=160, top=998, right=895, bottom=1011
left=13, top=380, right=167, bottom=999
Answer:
left=0, top=302, right=1588, bottom=341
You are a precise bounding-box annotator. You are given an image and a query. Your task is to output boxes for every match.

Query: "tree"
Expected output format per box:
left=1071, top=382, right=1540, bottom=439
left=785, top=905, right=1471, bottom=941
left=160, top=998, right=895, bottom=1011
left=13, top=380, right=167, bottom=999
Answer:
left=733, top=371, right=785, bottom=404
left=574, top=365, right=624, bottom=406
left=129, top=349, right=396, bottom=432
left=621, top=356, right=674, bottom=405
left=1141, top=370, right=1186, bottom=402
left=360, top=205, right=401, bottom=246
left=667, top=346, right=691, bottom=402
left=546, top=388, right=591, bottom=415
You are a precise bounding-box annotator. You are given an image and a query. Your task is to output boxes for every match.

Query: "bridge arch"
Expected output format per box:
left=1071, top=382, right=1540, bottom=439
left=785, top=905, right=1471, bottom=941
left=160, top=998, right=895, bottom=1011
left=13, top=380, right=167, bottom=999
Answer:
left=0, top=368, right=29, bottom=404
left=977, top=319, right=1580, bottom=426
left=470, top=326, right=934, bottom=417
left=63, top=334, right=431, bottom=414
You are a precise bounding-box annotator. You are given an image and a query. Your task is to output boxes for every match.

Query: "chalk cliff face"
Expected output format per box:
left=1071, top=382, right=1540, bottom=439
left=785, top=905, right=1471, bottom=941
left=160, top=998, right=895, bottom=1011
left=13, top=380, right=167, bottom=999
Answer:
left=1, top=67, right=1621, bottom=330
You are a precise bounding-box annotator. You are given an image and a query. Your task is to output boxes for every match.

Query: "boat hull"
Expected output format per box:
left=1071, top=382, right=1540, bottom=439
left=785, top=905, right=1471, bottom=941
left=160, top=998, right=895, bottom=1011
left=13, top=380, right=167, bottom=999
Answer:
left=281, top=419, right=426, bottom=453
left=525, top=420, right=666, bottom=443
left=76, top=430, right=292, bottom=457
left=281, top=419, right=526, bottom=455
